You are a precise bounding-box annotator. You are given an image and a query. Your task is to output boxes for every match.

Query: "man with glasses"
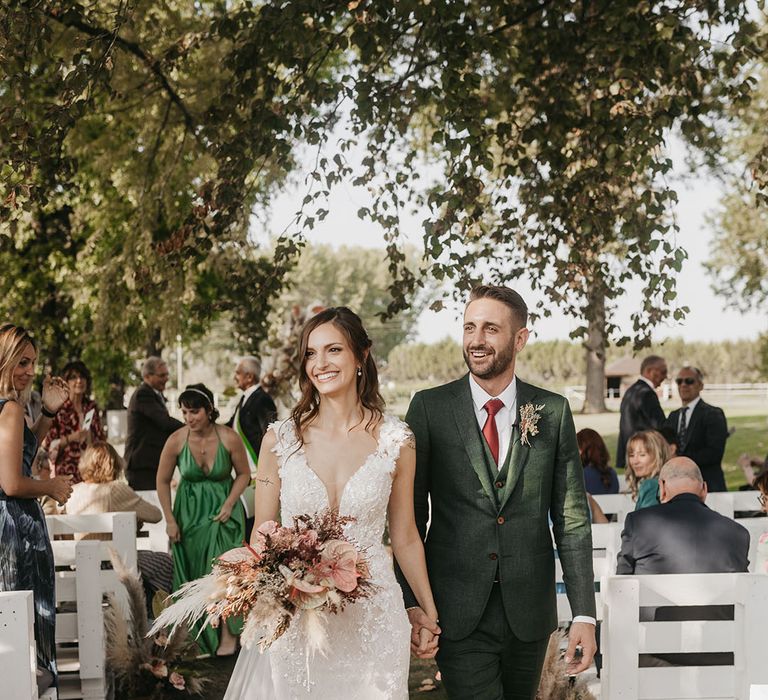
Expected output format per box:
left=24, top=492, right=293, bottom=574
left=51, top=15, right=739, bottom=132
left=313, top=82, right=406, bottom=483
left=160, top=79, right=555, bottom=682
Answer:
left=124, top=356, right=183, bottom=491
left=616, top=355, right=667, bottom=469
left=664, top=366, right=728, bottom=492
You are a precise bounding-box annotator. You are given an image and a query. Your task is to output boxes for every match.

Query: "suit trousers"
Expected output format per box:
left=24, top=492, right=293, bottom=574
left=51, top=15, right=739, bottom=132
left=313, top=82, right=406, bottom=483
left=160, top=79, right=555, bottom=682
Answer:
left=436, top=583, right=549, bottom=700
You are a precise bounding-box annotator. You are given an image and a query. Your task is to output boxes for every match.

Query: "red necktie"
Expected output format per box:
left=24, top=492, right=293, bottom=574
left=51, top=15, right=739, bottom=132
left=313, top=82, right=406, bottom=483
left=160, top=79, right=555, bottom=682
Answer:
left=482, top=398, right=505, bottom=465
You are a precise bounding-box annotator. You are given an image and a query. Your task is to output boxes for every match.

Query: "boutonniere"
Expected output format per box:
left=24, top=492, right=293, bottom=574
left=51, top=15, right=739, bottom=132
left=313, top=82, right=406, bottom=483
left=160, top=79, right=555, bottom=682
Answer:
left=519, top=403, right=545, bottom=447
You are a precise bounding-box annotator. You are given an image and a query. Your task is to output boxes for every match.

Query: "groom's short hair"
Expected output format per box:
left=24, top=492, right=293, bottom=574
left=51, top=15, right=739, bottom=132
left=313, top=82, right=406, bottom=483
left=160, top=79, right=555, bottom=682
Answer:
left=469, top=285, right=528, bottom=328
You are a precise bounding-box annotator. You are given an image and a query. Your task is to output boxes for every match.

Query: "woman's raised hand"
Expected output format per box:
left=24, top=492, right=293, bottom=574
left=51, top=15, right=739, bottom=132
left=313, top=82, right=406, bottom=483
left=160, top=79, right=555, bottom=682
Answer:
left=41, top=375, right=69, bottom=414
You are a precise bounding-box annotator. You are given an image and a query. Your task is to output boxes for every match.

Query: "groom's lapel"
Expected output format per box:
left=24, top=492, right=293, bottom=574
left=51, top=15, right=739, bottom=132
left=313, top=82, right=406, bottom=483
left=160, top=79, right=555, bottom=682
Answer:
left=451, top=377, right=496, bottom=506
left=498, top=378, right=534, bottom=512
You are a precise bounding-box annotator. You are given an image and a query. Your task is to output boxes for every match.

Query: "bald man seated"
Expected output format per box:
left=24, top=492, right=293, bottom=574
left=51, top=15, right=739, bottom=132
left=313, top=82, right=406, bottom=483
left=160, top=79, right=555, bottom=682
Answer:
left=617, top=457, right=749, bottom=575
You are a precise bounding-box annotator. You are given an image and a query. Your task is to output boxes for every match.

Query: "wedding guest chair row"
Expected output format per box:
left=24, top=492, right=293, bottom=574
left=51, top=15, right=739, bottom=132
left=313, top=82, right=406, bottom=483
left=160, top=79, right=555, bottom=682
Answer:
left=600, top=573, right=768, bottom=700
left=46, top=512, right=139, bottom=700
left=592, top=491, right=765, bottom=525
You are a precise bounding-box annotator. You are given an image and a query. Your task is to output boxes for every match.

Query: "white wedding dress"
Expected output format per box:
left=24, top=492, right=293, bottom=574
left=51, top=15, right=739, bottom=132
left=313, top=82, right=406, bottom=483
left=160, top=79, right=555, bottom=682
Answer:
left=223, top=415, right=412, bottom=699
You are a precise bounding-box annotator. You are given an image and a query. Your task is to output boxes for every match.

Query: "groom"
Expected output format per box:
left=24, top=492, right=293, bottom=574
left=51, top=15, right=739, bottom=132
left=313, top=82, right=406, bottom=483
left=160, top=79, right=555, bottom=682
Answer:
left=398, top=285, right=596, bottom=699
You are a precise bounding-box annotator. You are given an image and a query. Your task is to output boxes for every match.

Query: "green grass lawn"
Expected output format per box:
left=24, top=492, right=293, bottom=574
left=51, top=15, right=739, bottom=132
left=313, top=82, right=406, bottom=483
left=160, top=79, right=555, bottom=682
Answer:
left=579, top=413, right=768, bottom=491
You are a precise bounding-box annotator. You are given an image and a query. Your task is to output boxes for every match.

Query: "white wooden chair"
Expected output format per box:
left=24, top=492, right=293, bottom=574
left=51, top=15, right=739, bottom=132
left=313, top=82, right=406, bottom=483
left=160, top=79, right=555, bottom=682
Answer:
left=555, top=522, right=622, bottom=623
left=47, top=512, right=138, bottom=700
left=592, top=493, right=634, bottom=523
left=601, top=573, right=768, bottom=700
left=706, top=492, right=766, bottom=520
left=0, top=590, right=37, bottom=700
left=134, top=489, right=169, bottom=553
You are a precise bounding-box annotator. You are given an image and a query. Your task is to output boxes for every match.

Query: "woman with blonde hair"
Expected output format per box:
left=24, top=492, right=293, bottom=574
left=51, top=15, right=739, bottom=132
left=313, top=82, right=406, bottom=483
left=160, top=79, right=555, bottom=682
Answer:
left=66, top=442, right=161, bottom=531
left=0, top=323, right=72, bottom=692
left=625, top=429, right=670, bottom=510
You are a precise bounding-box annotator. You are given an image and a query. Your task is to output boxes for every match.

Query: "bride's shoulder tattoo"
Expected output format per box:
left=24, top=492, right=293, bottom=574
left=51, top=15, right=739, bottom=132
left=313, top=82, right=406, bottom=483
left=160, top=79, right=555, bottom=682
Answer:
left=403, top=429, right=416, bottom=449
left=256, top=476, right=275, bottom=487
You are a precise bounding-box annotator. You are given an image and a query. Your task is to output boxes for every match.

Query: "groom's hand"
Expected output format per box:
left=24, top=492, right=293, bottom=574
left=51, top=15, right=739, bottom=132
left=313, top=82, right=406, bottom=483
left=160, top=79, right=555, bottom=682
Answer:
left=564, top=621, right=597, bottom=674
left=407, top=607, right=441, bottom=658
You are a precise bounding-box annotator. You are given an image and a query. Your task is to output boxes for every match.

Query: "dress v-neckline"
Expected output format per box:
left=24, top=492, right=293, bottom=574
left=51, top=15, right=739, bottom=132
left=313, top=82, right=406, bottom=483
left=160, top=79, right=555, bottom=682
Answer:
left=296, top=418, right=388, bottom=512
left=185, top=432, right=223, bottom=477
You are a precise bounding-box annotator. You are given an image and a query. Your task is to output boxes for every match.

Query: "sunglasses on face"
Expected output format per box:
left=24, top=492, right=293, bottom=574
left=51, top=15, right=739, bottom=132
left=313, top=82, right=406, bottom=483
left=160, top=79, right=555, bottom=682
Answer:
left=675, top=378, right=696, bottom=386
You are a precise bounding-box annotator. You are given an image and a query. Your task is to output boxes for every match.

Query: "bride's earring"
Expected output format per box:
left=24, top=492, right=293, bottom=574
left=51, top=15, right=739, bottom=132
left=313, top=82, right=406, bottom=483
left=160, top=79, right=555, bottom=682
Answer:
left=357, top=367, right=362, bottom=377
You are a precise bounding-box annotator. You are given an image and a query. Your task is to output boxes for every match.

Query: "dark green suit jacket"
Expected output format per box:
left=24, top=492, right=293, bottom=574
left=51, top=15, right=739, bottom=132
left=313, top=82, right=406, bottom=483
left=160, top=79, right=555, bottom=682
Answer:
left=398, top=375, right=595, bottom=642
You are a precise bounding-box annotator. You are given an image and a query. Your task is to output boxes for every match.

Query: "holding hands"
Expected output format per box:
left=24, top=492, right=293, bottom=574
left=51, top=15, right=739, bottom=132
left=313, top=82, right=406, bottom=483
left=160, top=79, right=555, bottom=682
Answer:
left=407, top=606, right=441, bottom=658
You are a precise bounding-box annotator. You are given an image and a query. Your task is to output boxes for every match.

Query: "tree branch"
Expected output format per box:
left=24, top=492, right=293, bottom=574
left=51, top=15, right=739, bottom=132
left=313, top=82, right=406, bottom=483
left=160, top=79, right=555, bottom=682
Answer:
left=42, top=7, right=203, bottom=147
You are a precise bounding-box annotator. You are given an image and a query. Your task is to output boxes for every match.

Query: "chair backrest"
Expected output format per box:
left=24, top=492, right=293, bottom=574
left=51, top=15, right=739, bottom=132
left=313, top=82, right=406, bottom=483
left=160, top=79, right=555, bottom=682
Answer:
left=705, top=492, right=765, bottom=520
left=48, top=513, right=138, bottom=700
left=592, top=493, right=634, bottom=523
left=554, top=522, right=622, bottom=623
left=601, top=573, right=768, bottom=700
left=0, top=590, right=37, bottom=700
left=134, top=490, right=169, bottom=552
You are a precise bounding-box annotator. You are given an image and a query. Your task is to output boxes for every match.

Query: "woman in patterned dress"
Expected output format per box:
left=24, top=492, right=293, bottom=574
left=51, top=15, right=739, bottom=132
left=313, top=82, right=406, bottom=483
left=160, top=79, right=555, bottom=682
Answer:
left=0, top=324, right=73, bottom=693
left=42, top=360, right=105, bottom=484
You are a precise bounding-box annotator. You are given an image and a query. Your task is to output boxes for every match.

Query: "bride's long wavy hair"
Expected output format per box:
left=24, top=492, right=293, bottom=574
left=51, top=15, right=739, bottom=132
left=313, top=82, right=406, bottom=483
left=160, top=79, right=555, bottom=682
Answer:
left=290, top=307, right=384, bottom=445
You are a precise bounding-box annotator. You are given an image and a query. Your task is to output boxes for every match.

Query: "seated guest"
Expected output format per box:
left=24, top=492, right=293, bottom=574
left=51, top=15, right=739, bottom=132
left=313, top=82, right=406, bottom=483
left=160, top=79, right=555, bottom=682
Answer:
left=577, top=428, right=619, bottom=494
left=616, top=457, right=750, bottom=667
left=65, top=443, right=171, bottom=610
left=617, top=457, right=749, bottom=575
left=625, top=430, right=669, bottom=510
left=755, top=470, right=768, bottom=574
left=65, top=442, right=161, bottom=534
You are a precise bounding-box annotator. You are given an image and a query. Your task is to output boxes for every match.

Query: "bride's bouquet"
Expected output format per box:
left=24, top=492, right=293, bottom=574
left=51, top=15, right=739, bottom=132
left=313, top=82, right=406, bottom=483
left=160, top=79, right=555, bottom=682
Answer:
left=149, top=510, right=375, bottom=654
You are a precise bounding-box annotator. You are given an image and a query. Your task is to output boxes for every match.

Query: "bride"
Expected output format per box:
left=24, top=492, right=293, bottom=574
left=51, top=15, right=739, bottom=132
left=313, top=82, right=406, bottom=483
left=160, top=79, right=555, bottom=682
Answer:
left=224, top=307, right=439, bottom=699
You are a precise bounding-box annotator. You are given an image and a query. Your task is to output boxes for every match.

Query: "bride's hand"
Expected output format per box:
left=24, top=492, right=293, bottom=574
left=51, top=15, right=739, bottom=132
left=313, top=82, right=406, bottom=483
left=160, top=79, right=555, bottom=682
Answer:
left=407, top=607, right=440, bottom=658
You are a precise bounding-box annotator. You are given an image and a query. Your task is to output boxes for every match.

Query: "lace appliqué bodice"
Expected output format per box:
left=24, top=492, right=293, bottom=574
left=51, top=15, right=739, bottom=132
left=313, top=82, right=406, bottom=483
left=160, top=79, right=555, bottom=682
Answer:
left=264, top=414, right=412, bottom=699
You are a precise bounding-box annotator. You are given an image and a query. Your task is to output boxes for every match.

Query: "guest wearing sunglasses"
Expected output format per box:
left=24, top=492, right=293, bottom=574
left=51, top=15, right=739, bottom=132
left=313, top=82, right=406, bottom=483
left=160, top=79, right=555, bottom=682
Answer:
left=663, top=366, right=728, bottom=492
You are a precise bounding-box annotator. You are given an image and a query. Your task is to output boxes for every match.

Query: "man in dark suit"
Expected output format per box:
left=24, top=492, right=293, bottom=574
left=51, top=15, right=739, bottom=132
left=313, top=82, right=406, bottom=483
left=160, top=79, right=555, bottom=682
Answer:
left=617, top=457, right=749, bottom=575
left=124, top=357, right=183, bottom=491
left=664, top=366, right=728, bottom=492
left=616, top=355, right=667, bottom=469
left=616, top=457, right=749, bottom=666
left=400, top=285, right=596, bottom=699
left=226, top=355, right=276, bottom=540
left=226, top=355, right=276, bottom=471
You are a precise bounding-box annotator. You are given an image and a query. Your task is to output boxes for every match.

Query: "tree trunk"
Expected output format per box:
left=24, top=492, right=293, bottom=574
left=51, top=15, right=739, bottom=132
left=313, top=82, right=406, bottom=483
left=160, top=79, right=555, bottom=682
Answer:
left=582, top=283, right=607, bottom=414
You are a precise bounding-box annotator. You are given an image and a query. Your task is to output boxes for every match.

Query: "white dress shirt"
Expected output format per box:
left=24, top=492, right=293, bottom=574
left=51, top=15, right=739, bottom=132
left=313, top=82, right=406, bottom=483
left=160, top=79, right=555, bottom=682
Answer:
left=469, top=375, right=517, bottom=468
left=680, top=396, right=700, bottom=429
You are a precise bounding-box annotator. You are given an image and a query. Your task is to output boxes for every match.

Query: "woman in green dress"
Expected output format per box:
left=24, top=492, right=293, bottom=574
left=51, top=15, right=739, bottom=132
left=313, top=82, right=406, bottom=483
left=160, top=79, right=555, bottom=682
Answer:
left=157, top=383, right=250, bottom=656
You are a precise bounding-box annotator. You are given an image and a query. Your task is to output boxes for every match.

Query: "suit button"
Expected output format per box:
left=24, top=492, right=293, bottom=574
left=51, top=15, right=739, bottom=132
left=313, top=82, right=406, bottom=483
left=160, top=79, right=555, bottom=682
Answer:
left=495, top=480, right=504, bottom=489
left=489, top=553, right=498, bottom=561
left=497, top=516, right=505, bottom=525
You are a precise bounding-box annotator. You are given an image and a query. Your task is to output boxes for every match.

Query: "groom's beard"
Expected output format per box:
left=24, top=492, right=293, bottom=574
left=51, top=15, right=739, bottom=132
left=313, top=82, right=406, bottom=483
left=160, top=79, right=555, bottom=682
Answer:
left=463, top=344, right=515, bottom=380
